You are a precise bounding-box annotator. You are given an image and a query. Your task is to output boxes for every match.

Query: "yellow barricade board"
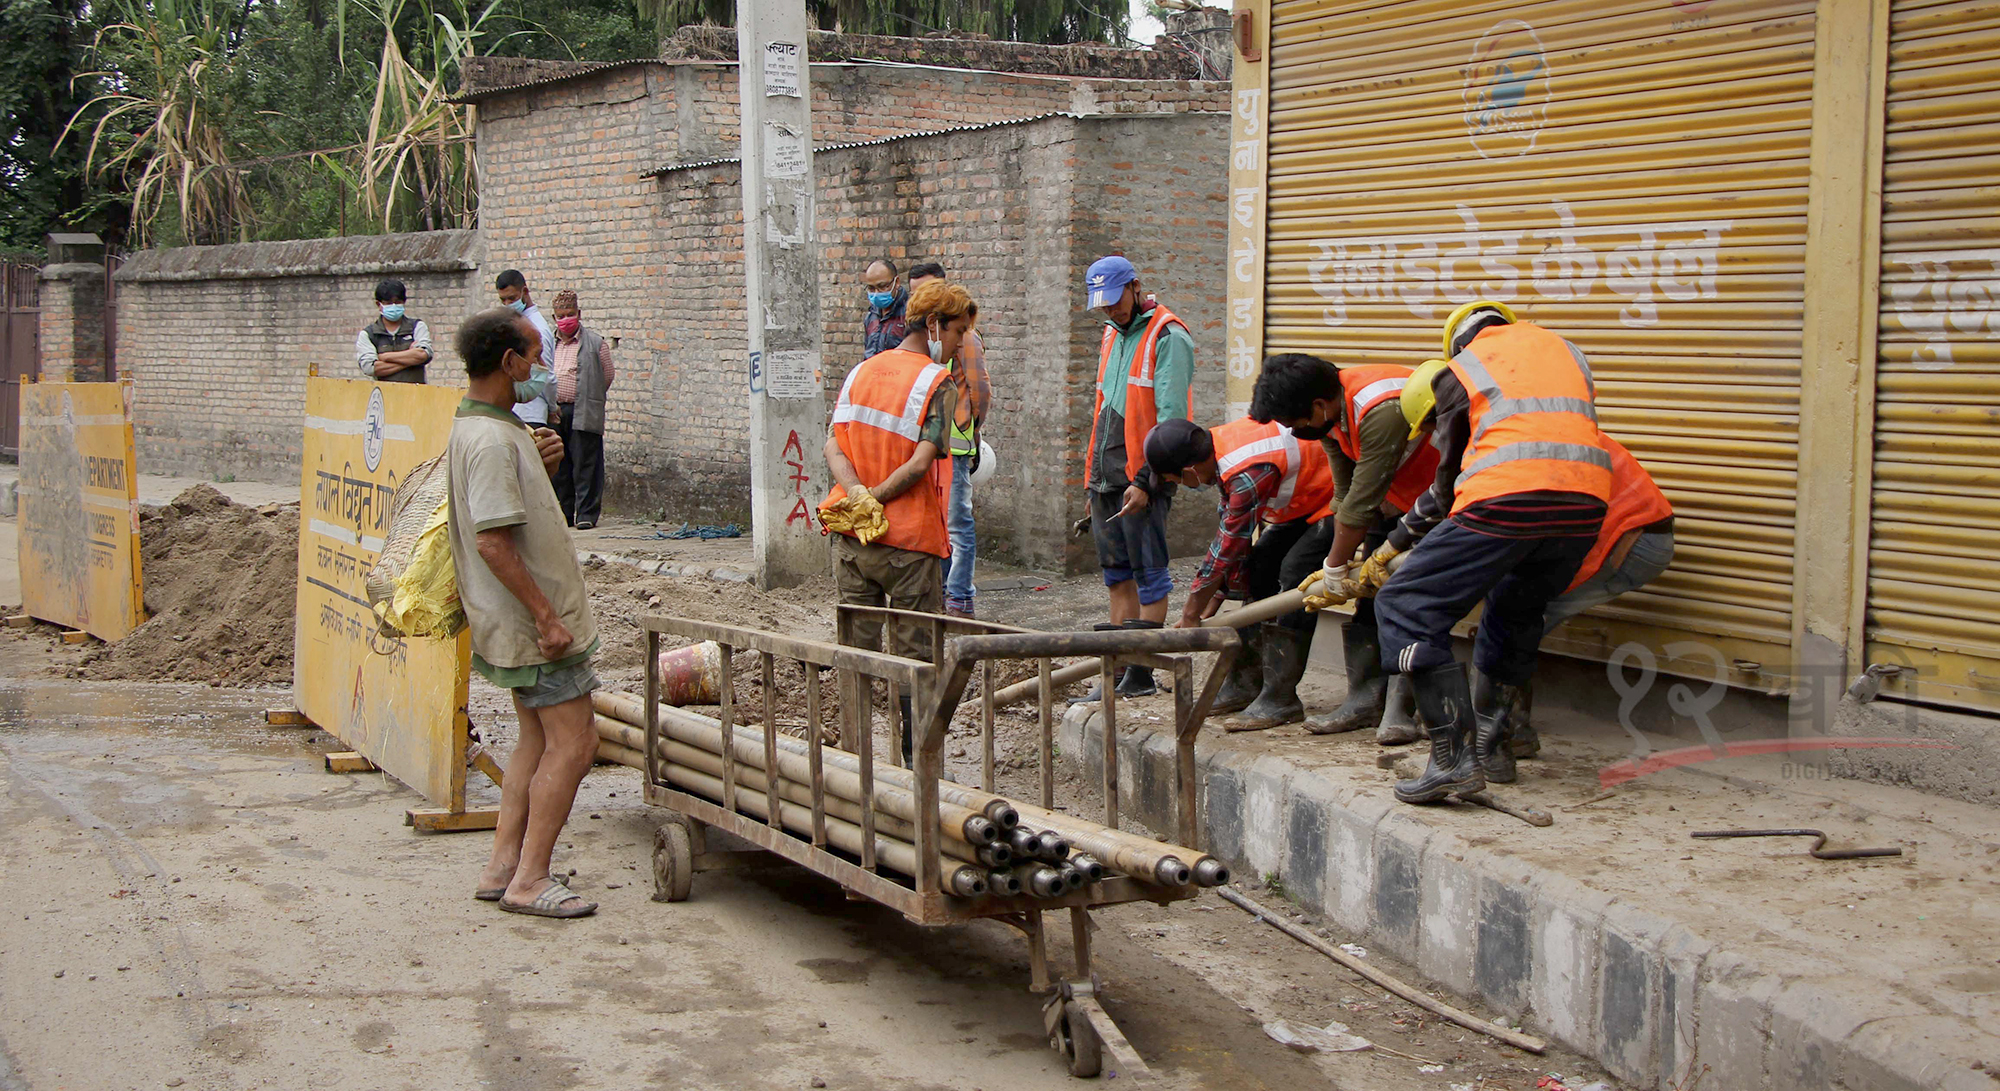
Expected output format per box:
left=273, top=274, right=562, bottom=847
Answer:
left=293, top=378, right=471, bottom=811
left=17, top=381, right=145, bottom=641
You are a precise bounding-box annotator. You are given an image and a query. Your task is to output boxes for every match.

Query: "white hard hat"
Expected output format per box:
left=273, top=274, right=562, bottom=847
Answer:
left=970, top=440, right=997, bottom=487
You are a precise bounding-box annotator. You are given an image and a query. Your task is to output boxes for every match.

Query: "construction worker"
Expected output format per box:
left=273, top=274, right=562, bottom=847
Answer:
left=1135, top=416, right=1334, bottom=730
left=1352, top=302, right=1612, bottom=804
left=820, top=279, right=970, bottom=765
left=1077, top=255, right=1195, bottom=700
left=1249, top=353, right=1440, bottom=740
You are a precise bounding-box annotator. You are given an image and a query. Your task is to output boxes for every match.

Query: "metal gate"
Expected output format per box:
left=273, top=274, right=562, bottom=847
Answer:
left=2, top=262, right=39, bottom=456
left=1864, top=0, right=2000, bottom=710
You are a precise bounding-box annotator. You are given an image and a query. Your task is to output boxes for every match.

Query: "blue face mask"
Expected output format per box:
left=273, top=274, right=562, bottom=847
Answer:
left=379, top=303, right=405, bottom=321
left=506, top=299, right=527, bottom=315
left=512, top=355, right=553, bottom=404
left=868, top=290, right=895, bottom=310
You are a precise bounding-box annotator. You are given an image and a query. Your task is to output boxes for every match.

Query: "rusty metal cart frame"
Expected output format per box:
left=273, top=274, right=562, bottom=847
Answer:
left=637, top=608, right=1240, bottom=1079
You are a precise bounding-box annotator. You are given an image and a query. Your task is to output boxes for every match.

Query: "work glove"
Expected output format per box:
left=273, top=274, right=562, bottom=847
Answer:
left=1297, top=564, right=1358, bottom=613
left=1353, top=543, right=1405, bottom=597
left=818, top=491, right=889, bottom=545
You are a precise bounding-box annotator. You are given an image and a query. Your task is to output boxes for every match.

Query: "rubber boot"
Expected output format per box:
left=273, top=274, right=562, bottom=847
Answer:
left=898, top=691, right=915, bottom=768
left=1207, top=627, right=1264, bottom=716
left=1470, top=668, right=1519, bottom=784
left=1393, top=663, right=1486, bottom=804
left=1305, top=621, right=1384, bottom=735
left=1068, top=623, right=1127, bottom=705
left=1374, top=673, right=1424, bottom=746
left=1229, top=624, right=1310, bottom=731
left=1508, top=679, right=1540, bottom=758
left=1114, top=619, right=1160, bottom=697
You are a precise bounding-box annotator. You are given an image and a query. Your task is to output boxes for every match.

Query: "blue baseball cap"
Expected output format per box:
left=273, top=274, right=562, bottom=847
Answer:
left=1085, top=256, right=1137, bottom=309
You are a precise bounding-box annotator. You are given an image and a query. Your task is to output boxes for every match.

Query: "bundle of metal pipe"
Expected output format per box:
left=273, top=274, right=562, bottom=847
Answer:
left=593, top=689, right=1231, bottom=897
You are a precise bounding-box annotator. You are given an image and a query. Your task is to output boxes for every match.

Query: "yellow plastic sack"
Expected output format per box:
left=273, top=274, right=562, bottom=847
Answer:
left=373, top=497, right=465, bottom=639
left=818, top=491, right=889, bottom=545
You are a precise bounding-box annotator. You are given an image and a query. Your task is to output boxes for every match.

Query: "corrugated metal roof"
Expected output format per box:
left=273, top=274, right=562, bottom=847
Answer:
left=647, top=112, right=1086, bottom=177
left=453, top=58, right=673, bottom=103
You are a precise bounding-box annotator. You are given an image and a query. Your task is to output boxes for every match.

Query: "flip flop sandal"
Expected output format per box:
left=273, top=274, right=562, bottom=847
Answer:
left=473, top=887, right=506, bottom=902
left=497, top=879, right=597, bottom=919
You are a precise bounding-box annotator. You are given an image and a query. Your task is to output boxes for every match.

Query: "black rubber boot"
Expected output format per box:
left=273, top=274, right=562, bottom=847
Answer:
left=1306, top=621, right=1384, bottom=735
left=1509, top=679, right=1540, bottom=758
left=1393, top=663, right=1486, bottom=804
left=1374, top=673, right=1424, bottom=746
left=898, top=691, right=915, bottom=768
left=1230, top=624, right=1310, bottom=731
left=1470, top=668, right=1520, bottom=784
left=1114, top=620, right=1160, bottom=697
left=1207, top=627, right=1264, bottom=716
left=1068, top=623, right=1127, bottom=705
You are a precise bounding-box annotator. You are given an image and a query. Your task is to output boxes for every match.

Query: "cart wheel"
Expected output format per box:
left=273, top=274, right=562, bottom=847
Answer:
left=1062, top=1001, right=1102, bottom=1078
left=652, top=821, right=694, bottom=903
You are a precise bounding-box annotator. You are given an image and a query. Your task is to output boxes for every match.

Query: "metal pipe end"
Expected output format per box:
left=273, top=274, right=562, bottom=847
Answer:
left=1037, top=833, right=1071, bottom=862
left=962, top=816, right=998, bottom=845
left=980, top=842, right=1014, bottom=868
left=1023, top=866, right=1065, bottom=899
left=986, top=801, right=1020, bottom=829
left=1059, top=865, right=1086, bottom=892
left=987, top=869, right=1023, bottom=897
left=1072, top=853, right=1109, bottom=881
left=1193, top=856, right=1231, bottom=887
left=948, top=869, right=988, bottom=898
left=1153, top=855, right=1193, bottom=886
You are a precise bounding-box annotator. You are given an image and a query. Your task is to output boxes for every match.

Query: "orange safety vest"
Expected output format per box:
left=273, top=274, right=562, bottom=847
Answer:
left=1087, top=303, right=1188, bottom=483
left=821, top=348, right=953, bottom=557
left=1566, top=433, right=1674, bottom=590
left=1210, top=417, right=1335, bottom=525
left=1447, top=323, right=1613, bottom=513
left=1329, top=364, right=1441, bottom=514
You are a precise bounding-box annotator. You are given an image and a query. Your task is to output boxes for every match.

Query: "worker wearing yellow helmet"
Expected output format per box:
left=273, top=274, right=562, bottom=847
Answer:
left=1354, top=301, right=1613, bottom=806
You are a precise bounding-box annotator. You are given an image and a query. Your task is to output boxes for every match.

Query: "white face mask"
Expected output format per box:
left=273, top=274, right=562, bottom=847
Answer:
left=926, top=323, right=945, bottom=363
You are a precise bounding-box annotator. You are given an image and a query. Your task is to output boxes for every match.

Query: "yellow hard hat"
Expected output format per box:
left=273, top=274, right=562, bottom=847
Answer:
left=1401, top=359, right=1452, bottom=439
left=1441, top=300, right=1518, bottom=357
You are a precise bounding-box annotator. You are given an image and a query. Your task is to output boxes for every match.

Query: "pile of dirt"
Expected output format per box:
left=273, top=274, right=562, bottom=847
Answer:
left=87, top=485, right=300, bottom=686
left=582, top=559, right=836, bottom=681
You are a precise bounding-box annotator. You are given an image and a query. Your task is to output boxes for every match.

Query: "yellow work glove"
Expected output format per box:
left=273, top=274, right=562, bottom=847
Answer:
left=818, top=491, right=889, bottom=545
left=1297, top=564, right=1358, bottom=613
left=1353, top=543, right=1405, bottom=596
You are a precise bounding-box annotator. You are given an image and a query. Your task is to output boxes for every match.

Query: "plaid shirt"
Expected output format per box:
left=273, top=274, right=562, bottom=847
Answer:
left=1190, top=463, right=1284, bottom=600
left=863, top=291, right=908, bottom=359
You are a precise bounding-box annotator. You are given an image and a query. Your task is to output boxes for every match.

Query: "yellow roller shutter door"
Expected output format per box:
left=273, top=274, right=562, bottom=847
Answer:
left=1866, top=0, right=2000, bottom=710
left=1264, top=0, right=1815, bottom=681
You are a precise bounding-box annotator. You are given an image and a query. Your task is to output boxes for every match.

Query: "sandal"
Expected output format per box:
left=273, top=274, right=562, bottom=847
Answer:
left=497, top=879, right=597, bottom=919
left=473, top=887, right=506, bottom=902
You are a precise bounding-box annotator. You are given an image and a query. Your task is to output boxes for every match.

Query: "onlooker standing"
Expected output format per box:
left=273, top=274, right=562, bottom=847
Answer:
left=861, top=259, right=907, bottom=359
left=548, top=289, right=616, bottom=530
left=1079, top=255, right=1195, bottom=699
left=820, top=279, right=971, bottom=764
left=450, top=307, right=601, bottom=919
left=910, top=262, right=991, bottom=618
left=495, top=269, right=557, bottom=426
left=354, top=279, right=432, bottom=383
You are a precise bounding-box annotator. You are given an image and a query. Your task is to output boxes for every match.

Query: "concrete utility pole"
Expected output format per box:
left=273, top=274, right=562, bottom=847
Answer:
left=738, top=0, right=827, bottom=589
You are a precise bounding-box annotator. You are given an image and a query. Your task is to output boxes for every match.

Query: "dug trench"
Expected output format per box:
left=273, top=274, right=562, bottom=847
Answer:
left=0, top=485, right=1621, bottom=1089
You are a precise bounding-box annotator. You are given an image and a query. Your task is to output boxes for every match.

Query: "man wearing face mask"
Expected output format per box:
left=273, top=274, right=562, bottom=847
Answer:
left=1248, top=352, right=1440, bottom=740
left=1078, top=255, right=1195, bottom=701
left=1140, top=416, right=1335, bottom=731
left=355, top=279, right=433, bottom=383
left=495, top=269, right=557, bottom=426
left=548, top=289, right=615, bottom=531
left=821, top=279, right=969, bottom=766
left=861, top=259, right=907, bottom=360
left=447, top=307, right=600, bottom=919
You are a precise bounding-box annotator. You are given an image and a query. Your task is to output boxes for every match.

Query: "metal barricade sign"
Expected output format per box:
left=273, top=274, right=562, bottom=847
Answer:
left=293, top=377, right=471, bottom=811
left=17, top=380, right=145, bottom=640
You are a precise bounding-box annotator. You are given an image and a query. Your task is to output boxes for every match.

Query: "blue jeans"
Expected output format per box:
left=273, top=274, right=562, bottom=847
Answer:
left=941, top=454, right=977, bottom=610
left=1542, top=530, right=1675, bottom=634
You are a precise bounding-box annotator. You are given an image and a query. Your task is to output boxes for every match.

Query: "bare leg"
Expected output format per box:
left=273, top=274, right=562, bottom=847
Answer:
left=501, top=692, right=599, bottom=910
left=1138, top=595, right=1170, bottom=625
left=477, top=695, right=544, bottom=893
left=1107, top=580, right=1139, bottom=626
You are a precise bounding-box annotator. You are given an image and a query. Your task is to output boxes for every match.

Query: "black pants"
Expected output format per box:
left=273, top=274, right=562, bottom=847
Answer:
left=1374, top=517, right=1596, bottom=686
left=552, top=413, right=604, bottom=527
left=1241, top=517, right=1333, bottom=633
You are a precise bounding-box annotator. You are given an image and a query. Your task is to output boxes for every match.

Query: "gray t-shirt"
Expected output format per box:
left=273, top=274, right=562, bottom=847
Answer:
left=446, top=399, right=596, bottom=669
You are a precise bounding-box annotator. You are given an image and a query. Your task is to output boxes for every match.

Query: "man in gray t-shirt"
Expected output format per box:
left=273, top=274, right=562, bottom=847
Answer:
left=450, top=307, right=601, bottom=919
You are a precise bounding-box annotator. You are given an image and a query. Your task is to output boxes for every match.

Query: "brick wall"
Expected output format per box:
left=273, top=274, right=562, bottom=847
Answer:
left=112, top=232, right=483, bottom=482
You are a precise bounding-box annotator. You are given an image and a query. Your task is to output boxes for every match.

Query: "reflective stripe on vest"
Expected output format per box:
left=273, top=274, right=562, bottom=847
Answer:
left=1448, top=324, right=1612, bottom=508
left=1331, top=364, right=1435, bottom=514
left=833, top=360, right=949, bottom=441
left=1211, top=418, right=1333, bottom=525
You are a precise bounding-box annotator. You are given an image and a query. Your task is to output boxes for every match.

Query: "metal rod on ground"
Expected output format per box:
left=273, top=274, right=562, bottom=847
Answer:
left=990, top=589, right=1307, bottom=706
left=1217, top=887, right=1547, bottom=1054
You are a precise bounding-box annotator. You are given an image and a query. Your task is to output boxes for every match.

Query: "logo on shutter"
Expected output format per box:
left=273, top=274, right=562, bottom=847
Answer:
left=1463, top=20, right=1551, bottom=158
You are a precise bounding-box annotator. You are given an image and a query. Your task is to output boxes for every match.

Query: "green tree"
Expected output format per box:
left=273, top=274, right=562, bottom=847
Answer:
left=638, top=0, right=1129, bottom=45
left=0, top=0, right=119, bottom=252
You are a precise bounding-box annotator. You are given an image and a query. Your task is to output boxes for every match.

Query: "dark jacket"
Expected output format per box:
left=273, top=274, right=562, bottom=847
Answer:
left=362, top=317, right=426, bottom=383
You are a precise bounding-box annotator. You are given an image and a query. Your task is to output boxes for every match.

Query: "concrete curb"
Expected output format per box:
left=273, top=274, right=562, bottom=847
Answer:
left=1058, top=704, right=2000, bottom=1091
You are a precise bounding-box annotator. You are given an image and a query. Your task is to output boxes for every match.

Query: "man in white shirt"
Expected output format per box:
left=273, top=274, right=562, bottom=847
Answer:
left=495, top=269, right=556, bottom=424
